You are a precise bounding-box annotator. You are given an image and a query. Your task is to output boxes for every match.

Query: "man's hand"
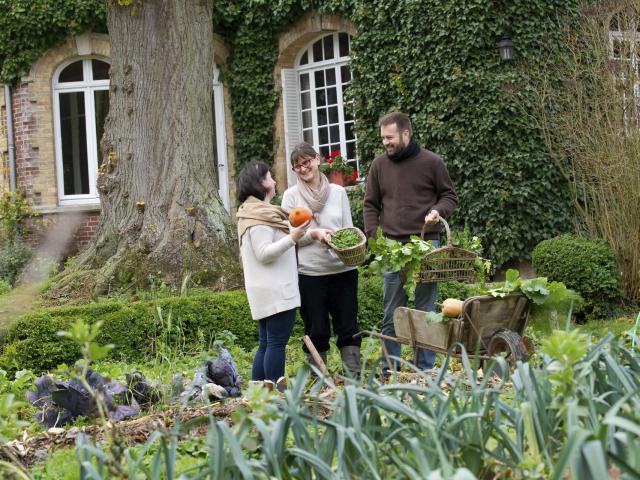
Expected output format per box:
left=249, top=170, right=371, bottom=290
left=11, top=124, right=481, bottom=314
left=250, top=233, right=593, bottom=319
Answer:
left=424, top=209, right=440, bottom=226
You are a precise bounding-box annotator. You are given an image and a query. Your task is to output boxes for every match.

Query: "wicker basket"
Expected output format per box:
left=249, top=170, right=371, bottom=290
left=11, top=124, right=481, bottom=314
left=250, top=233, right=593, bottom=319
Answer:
left=328, top=227, right=369, bottom=266
left=419, top=218, right=477, bottom=283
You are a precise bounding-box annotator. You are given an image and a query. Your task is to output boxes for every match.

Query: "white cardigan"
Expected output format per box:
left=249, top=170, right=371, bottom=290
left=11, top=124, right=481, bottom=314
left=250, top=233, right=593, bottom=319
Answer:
left=281, top=183, right=355, bottom=276
left=239, top=225, right=300, bottom=320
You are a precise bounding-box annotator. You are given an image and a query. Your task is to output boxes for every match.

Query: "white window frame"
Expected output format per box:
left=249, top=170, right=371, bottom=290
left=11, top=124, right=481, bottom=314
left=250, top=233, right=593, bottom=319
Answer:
left=609, top=14, right=640, bottom=127
left=213, top=65, right=230, bottom=213
left=53, top=57, right=110, bottom=206
left=294, top=33, right=357, bottom=172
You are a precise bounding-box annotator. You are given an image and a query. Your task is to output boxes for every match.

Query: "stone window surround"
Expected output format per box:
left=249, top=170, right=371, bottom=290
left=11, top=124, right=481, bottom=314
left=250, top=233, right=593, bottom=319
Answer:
left=53, top=56, right=110, bottom=206
left=273, top=12, right=356, bottom=190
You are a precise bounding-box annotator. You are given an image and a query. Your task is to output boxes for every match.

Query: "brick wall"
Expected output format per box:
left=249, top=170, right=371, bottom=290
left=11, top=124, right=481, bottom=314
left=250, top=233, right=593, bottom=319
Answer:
left=12, top=82, right=41, bottom=204
left=73, top=211, right=100, bottom=248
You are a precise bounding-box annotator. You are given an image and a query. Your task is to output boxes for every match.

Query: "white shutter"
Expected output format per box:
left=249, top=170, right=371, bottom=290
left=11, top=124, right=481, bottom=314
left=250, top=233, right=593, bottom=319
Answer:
left=281, top=68, right=302, bottom=187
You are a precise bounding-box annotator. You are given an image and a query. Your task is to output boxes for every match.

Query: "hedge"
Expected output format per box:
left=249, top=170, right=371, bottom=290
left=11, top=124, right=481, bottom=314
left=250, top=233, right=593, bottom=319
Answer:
left=532, top=234, right=622, bottom=319
left=0, top=274, right=478, bottom=373
left=0, top=276, right=384, bottom=374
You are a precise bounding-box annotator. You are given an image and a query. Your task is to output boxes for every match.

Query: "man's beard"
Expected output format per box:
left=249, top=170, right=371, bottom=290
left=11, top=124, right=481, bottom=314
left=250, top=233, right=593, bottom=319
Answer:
left=388, top=138, right=406, bottom=155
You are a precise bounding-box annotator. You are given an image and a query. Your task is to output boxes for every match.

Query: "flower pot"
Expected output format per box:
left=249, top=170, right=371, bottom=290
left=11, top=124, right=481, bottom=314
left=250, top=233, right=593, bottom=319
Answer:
left=328, top=170, right=346, bottom=186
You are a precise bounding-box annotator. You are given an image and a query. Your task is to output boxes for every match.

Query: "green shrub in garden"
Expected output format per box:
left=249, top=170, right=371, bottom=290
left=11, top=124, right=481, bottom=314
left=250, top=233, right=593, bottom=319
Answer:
left=346, top=185, right=364, bottom=232
left=0, top=276, right=385, bottom=373
left=0, top=279, right=10, bottom=296
left=532, top=234, right=622, bottom=318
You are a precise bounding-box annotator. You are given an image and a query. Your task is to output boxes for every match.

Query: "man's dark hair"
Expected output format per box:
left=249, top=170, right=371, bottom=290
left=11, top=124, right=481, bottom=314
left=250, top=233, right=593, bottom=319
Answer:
left=378, top=111, right=412, bottom=136
left=237, top=160, right=270, bottom=202
left=290, top=142, right=318, bottom=167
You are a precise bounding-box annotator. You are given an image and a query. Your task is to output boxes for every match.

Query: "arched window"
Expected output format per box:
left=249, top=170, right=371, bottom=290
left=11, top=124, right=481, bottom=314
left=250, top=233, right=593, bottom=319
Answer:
left=281, top=32, right=356, bottom=185
left=609, top=10, right=640, bottom=125
left=53, top=58, right=110, bottom=204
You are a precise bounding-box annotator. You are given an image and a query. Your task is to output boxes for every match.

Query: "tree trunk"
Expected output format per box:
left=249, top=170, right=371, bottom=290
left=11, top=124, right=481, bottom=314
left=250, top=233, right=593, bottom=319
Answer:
left=51, top=0, right=240, bottom=299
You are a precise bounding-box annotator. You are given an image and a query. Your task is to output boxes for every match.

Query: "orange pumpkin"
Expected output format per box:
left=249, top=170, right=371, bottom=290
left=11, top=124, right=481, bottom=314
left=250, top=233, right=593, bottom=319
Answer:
left=442, top=298, right=464, bottom=317
left=289, top=207, right=313, bottom=227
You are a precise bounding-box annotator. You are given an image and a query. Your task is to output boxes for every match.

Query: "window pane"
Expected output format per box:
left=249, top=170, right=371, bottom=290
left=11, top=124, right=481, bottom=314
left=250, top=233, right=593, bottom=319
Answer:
left=324, top=35, right=334, bottom=60
left=327, top=87, right=337, bottom=105
left=341, top=65, right=351, bottom=83
left=319, top=127, right=328, bottom=144
left=59, top=61, right=84, bottom=82
left=313, top=39, right=323, bottom=62
left=610, top=14, right=620, bottom=31
left=92, top=60, right=110, bottom=80
left=316, top=89, right=326, bottom=107
left=59, top=92, right=89, bottom=195
left=330, top=144, right=340, bottom=154
left=329, top=106, right=339, bottom=124
left=94, top=90, right=109, bottom=167
left=317, top=108, right=328, bottom=126
left=303, top=129, right=313, bottom=144
left=314, top=70, right=325, bottom=87
left=330, top=125, right=340, bottom=143
left=346, top=141, right=356, bottom=160
left=299, top=73, right=310, bottom=91
left=319, top=145, right=330, bottom=159
left=301, top=92, right=311, bottom=109
left=339, top=33, right=350, bottom=57
left=302, top=110, right=312, bottom=128
left=345, top=121, right=355, bottom=140
left=300, top=50, right=309, bottom=65
left=326, top=68, right=336, bottom=86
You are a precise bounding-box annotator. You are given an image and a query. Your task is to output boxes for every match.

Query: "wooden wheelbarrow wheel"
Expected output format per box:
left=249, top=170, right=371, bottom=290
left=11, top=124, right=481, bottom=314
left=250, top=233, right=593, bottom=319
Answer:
left=484, top=330, right=529, bottom=377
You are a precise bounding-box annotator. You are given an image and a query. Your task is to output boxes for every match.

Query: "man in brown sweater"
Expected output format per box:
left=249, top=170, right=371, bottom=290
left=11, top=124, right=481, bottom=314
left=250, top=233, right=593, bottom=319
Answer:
left=364, top=111, right=458, bottom=373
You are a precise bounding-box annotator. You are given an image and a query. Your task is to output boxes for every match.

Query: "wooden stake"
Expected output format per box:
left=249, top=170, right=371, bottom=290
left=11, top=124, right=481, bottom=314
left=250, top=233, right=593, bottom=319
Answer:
left=302, top=335, right=327, bottom=374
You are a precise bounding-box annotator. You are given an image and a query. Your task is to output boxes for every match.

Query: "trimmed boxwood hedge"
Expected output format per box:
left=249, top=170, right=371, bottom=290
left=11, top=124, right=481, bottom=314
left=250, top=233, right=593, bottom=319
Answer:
left=532, top=234, right=622, bottom=319
left=0, top=274, right=477, bottom=373
left=0, top=276, right=384, bottom=374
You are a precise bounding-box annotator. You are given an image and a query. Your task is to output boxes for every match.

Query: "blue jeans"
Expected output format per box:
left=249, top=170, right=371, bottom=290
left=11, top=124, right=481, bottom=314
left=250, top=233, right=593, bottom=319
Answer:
left=251, top=308, right=296, bottom=382
left=381, top=240, right=439, bottom=372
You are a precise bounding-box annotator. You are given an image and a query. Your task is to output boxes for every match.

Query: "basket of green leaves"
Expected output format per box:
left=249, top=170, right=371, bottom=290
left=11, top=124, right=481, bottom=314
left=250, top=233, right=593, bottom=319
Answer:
left=327, top=227, right=368, bottom=266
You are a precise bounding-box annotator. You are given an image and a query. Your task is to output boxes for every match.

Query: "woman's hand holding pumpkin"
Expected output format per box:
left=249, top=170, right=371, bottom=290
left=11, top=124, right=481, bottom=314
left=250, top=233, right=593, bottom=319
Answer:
left=289, top=220, right=311, bottom=242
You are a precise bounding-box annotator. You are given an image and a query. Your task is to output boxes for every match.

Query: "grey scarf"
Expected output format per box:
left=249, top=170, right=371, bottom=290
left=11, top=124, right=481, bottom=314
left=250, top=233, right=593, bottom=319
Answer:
left=297, top=172, right=331, bottom=214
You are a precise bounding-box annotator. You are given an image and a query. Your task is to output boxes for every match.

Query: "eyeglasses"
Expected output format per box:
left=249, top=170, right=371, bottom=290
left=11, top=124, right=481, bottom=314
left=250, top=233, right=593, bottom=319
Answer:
left=292, top=155, right=317, bottom=172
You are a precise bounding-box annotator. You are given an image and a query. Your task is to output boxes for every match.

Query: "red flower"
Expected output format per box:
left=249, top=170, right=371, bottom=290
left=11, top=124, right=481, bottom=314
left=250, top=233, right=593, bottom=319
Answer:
left=352, top=170, right=358, bottom=180
left=329, top=150, right=341, bottom=159
left=328, top=159, right=334, bottom=164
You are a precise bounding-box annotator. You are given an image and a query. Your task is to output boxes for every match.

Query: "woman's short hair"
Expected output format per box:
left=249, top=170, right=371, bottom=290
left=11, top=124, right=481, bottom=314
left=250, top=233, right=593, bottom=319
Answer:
left=290, top=142, right=318, bottom=167
left=237, top=160, right=270, bottom=202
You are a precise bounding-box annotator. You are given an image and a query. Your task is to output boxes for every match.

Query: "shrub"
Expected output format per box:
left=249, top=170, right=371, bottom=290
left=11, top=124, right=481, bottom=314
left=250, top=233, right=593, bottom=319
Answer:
left=532, top=235, right=622, bottom=319
left=0, top=191, right=34, bottom=286
left=0, top=276, right=385, bottom=373
left=0, top=279, right=10, bottom=296
left=346, top=185, right=364, bottom=232
left=0, top=240, right=31, bottom=286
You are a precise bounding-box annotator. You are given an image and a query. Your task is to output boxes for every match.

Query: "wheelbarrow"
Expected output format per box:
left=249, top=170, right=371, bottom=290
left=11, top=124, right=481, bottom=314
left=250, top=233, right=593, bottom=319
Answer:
left=356, top=293, right=532, bottom=371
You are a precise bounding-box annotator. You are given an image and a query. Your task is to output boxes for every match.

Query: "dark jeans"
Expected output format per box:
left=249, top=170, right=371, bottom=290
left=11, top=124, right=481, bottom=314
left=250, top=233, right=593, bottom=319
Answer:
left=251, top=308, right=296, bottom=382
left=299, top=269, right=361, bottom=354
left=381, top=239, right=440, bottom=372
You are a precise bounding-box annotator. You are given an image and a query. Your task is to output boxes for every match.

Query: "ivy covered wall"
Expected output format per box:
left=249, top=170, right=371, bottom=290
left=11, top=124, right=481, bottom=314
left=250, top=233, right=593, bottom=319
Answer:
left=0, top=0, right=580, bottom=267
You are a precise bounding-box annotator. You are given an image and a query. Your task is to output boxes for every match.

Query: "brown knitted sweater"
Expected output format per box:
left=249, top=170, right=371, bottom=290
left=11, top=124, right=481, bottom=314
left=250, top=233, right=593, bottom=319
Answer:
left=364, top=148, right=458, bottom=242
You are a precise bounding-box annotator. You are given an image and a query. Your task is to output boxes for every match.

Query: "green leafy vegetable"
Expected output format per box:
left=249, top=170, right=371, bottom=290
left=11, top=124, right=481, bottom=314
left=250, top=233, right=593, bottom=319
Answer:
left=330, top=229, right=362, bottom=249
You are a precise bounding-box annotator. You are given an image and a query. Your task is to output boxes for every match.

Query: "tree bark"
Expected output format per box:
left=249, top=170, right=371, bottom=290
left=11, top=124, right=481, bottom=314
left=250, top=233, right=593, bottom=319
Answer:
left=51, top=0, right=240, bottom=299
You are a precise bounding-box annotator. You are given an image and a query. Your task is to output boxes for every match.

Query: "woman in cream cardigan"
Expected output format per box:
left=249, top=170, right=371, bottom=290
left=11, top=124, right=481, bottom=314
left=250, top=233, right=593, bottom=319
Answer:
left=236, top=160, right=310, bottom=390
left=282, top=143, right=361, bottom=377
